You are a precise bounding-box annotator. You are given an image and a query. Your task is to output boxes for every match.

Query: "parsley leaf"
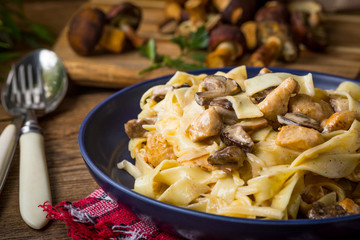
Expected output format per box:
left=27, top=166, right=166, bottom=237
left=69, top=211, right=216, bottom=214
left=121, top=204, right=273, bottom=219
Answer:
left=138, top=26, right=209, bottom=75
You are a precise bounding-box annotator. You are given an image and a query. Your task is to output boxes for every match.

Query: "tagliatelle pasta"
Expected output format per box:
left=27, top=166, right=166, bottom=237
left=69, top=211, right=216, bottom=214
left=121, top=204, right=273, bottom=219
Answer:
left=120, top=66, right=360, bottom=220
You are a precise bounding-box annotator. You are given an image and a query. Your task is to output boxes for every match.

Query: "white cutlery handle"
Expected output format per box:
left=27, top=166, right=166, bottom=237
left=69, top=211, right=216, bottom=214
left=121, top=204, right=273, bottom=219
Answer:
left=0, top=124, right=17, bottom=192
left=19, top=131, right=51, bottom=229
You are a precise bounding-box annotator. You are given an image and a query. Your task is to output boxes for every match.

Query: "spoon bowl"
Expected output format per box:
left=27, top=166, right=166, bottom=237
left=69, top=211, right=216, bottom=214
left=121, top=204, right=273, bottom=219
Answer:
left=2, top=49, right=68, bottom=117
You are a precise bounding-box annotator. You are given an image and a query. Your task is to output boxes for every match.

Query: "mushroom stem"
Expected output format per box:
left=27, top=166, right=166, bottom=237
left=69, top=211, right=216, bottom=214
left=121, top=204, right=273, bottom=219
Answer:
left=249, top=36, right=281, bottom=67
left=185, top=0, right=207, bottom=28
left=121, top=24, right=147, bottom=47
left=99, top=25, right=127, bottom=53
left=165, top=1, right=184, bottom=21
left=106, top=2, right=146, bottom=48
left=206, top=25, right=246, bottom=68
left=240, top=21, right=258, bottom=51
left=249, top=1, right=299, bottom=66
left=206, top=41, right=243, bottom=68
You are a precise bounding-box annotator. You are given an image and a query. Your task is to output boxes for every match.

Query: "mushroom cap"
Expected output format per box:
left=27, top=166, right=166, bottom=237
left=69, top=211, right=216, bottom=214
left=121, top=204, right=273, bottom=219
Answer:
left=277, top=112, right=322, bottom=132
left=220, top=123, right=254, bottom=152
left=221, top=0, right=257, bottom=26
left=106, top=2, right=142, bottom=30
left=288, top=0, right=323, bottom=14
left=207, top=146, right=246, bottom=170
left=68, top=7, right=106, bottom=56
left=255, top=1, right=290, bottom=24
left=209, top=25, right=246, bottom=50
left=195, top=75, right=241, bottom=106
left=210, top=97, right=238, bottom=125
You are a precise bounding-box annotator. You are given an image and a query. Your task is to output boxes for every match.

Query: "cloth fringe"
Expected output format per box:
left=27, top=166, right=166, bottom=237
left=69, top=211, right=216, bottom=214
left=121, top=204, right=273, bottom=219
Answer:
left=40, top=188, right=182, bottom=240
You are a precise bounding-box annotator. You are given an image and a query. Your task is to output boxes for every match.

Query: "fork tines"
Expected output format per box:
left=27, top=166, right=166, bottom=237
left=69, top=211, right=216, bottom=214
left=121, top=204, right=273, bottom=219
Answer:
left=10, top=64, right=45, bottom=111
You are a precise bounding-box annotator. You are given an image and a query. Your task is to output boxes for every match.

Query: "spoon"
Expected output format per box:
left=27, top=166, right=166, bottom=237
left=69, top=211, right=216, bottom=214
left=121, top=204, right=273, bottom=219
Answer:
left=0, top=49, right=68, bottom=229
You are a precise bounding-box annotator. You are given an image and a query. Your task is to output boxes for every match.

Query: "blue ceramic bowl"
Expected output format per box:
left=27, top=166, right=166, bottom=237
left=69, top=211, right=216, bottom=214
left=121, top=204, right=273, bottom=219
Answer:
left=79, top=67, right=360, bottom=240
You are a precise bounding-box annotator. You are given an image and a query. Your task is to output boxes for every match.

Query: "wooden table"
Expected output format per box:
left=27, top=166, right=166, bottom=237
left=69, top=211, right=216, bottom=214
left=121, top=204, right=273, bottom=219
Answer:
left=0, top=1, right=359, bottom=239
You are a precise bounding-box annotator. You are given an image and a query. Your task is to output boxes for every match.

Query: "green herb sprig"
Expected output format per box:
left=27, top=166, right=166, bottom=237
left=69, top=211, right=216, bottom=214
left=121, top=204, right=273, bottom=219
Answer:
left=138, top=26, right=209, bottom=75
left=0, top=0, right=55, bottom=80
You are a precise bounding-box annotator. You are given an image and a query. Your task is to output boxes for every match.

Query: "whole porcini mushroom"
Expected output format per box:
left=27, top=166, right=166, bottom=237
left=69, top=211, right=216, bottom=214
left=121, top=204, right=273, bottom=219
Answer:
left=249, top=1, right=299, bottom=66
left=106, top=2, right=147, bottom=48
left=288, top=0, right=328, bottom=51
left=68, top=7, right=106, bottom=56
left=159, top=1, right=190, bottom=34
left=67, top=3, right=144, bottom=56
left=205, top=24, right=246, bottom=68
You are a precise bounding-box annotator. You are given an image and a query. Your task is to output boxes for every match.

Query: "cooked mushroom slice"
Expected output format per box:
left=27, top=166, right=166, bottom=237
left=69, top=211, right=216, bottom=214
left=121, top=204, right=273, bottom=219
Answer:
left=208, top=146, right=246, bottom=170
left=307, top=202, right=350, bottom=219
left=323, top=110, right=356, bottom=132
left=210, top=97, right=238, bottom=125
left=257, top=77, right=300, bottom=125
left=124, top=117, right=156, bottom=138
left=210, top=97, right=234, bottom=110
left=212, top=106, right=238, bottom=125
left=195, top=75, right=241, bottom=105
left=220, top=123, right=254, bottom=152
left=277, top=112, right=322, bottom=131
left=174, top=82, right=191, bottom=89
left=239, top=118, right=268, bottom=132
left=150, top=85, right=174, bottom=102
left=188, top=107, right=223, bottom=142
left=252, top=86, right=276, bottom=103
left=329, top=97, right=349, bottom=112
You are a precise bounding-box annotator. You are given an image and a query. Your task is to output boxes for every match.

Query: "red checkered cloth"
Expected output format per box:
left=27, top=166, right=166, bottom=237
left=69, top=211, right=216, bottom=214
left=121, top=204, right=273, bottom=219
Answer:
left=41, top=188, right=183, bottom=240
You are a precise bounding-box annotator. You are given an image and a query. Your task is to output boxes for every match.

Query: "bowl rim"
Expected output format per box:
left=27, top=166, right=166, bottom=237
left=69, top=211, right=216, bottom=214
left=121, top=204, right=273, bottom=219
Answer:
left=79, top=66, right=360, bottom=226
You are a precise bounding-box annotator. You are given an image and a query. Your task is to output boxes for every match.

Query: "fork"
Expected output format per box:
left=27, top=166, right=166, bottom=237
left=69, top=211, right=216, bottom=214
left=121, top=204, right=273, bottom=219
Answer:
left=12, top=63, right=51, bottom=230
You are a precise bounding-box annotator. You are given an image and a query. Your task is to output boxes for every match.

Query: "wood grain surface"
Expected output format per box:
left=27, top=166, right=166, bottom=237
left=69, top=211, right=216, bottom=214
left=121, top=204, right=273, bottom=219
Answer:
left=0, top=0, right=359, bottom=239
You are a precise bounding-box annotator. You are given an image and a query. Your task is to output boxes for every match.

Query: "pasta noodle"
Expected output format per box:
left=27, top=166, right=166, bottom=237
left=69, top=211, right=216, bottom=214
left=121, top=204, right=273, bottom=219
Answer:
left=120, top=66, right=360, bottom=220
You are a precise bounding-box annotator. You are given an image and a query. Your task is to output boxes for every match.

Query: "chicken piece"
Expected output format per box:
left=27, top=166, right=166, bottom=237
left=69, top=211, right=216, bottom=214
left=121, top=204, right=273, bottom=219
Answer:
left=288, top=93, right=334, bottom=123
left=257, top=77, right=299, bottom=125
left=339, top=198, right=360, bottom=214
left=188, top=107, right=223, bottom=142
left=323, top=110, right=356, bottom=132
left=145, top=133, right=176, bottom=167
left=275, top=125, right=325, bottom=151
left=180, top=154, right=217, bottom=171
left=329, top=97, right=349, bottom=112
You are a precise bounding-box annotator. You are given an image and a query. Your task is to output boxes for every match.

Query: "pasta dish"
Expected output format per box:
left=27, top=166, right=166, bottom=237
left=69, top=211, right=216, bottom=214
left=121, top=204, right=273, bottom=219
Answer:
left=120, top=66, right=360, bottom=220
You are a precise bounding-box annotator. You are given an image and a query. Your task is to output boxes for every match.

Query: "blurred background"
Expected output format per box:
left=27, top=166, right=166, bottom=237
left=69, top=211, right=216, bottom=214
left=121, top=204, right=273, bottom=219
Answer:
left=1, top=0, right=360, bottom=86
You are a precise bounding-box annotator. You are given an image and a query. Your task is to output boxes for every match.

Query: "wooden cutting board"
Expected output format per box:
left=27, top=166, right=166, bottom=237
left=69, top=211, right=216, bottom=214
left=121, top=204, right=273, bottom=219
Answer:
left=53, top=0, right=180, bottom=88
left=53, top=0, right=360, bottom=88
